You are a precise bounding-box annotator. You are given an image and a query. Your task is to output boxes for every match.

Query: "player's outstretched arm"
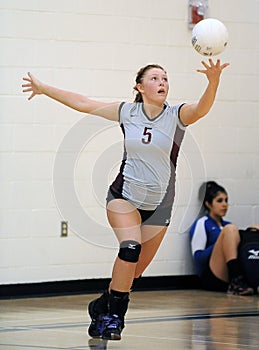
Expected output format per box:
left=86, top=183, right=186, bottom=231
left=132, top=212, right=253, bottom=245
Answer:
left=179, top=59, right=229, bottom=126
left=22, top=72, right=120, bottom=121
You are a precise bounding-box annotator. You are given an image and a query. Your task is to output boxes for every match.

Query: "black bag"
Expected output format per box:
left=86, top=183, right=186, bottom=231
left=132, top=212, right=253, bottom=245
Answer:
left=238, top=228, right=259, bottom=289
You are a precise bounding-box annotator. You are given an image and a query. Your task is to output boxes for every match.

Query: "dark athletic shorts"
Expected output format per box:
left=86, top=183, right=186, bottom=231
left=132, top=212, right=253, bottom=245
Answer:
left=200, top=265, right=229, bottom=292
left=106, top=188, right=172, bottom=227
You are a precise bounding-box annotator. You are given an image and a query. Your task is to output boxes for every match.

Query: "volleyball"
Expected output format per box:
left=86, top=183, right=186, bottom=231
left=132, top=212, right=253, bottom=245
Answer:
left=191, top=18, right=228, bottom=56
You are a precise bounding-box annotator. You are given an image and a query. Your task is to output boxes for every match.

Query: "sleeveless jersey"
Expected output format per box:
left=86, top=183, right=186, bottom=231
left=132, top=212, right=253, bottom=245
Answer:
left=110, top=102, right=186, bottom=210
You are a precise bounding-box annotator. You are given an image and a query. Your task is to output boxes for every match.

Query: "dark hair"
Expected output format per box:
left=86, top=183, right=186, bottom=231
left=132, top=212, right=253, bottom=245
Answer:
left=133, top=64, right=166, bottom=103
left=200, top=181, right=228, bottom=210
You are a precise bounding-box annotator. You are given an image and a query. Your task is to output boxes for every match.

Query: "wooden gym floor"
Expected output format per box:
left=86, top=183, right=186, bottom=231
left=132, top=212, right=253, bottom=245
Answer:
left=1, top=289, right=259, bottom=349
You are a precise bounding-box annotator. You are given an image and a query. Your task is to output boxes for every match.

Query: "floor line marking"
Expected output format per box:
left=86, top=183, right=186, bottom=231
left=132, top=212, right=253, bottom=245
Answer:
left=1, top=310, right=259, bottom=333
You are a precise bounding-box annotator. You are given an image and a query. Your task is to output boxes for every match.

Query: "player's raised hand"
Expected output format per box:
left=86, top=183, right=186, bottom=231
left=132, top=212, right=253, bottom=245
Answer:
left=22, top=72, right=42, bottom=100
left=197, top=59, right=229, bottom=84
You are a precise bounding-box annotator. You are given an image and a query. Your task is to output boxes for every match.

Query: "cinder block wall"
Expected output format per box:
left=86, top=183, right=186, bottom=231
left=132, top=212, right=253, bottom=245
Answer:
left=0, top=0, right=258, bottom=284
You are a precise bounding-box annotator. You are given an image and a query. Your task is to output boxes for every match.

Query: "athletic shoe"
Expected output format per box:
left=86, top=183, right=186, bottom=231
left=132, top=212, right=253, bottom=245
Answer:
left=102, top=314, right=124, bottom=341
left=88, top=293, right=109, bottom=338
left=227, top=276, right=254, bottom=296
left=88, top=338, right=108, bottom=349
left=100, top=290, right=129, bottom=340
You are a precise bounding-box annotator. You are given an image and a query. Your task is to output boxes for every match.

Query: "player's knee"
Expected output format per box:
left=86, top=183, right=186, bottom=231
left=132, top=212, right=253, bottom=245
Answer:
left=118, top=240, right=141, bottom=263
left=222, top=224, right=238, bottom=235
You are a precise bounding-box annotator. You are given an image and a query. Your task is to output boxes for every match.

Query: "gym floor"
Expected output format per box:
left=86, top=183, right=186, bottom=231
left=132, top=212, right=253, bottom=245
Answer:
left=1, top=289, right=259, bottom=349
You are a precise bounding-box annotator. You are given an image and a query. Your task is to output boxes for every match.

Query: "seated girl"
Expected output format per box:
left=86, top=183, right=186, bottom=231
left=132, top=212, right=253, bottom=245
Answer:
left=190, top=181, right=255, bottom=295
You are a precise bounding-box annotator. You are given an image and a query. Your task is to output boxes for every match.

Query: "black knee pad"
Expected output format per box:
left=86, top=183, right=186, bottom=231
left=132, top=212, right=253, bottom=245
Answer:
left=118, top=240, right=141, bottom=263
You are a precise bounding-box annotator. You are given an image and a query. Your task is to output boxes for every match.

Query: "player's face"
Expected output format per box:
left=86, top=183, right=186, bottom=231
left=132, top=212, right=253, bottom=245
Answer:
left=137, top=68, right=169, bottom=106
left=206, top=192, right=228, bottom=219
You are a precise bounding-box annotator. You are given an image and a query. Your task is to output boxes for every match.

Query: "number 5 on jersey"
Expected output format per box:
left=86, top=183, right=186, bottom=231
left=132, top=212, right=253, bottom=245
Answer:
left=142, top=127, right=152, bottom=144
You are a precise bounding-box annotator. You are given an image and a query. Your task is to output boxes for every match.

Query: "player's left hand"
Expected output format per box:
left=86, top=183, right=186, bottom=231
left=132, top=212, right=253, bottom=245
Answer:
left=197, top=59, right=229, bottom=83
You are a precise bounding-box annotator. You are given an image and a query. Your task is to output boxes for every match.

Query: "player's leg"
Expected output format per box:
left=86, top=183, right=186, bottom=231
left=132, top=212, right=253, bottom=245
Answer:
left=210, top=224, right=253, bottom=295
left=134, top=225, right=167, bottom=279
left=89, top=198, right=142, bottom=340
left=107, top=198, right=142, bottom=292
left=104, top=199, right=143, bottom=340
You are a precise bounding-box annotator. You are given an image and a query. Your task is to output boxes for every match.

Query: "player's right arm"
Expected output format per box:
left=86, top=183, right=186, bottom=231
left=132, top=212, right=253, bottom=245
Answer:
left=22, top=72, right=120, bottom=121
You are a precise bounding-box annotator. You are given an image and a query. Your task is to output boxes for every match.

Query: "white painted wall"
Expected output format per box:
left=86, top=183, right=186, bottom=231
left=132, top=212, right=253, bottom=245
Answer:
left=1, top=0, right=258, bottom=284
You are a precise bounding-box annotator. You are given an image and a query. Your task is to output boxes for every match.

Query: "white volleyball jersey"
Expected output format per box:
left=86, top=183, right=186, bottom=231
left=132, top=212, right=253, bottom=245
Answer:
left=110, top=102, right=186, bottom=210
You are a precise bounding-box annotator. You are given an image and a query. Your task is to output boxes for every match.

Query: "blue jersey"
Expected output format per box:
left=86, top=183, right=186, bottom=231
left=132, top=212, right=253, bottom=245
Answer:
left=190, top=215, right=231, bottom=276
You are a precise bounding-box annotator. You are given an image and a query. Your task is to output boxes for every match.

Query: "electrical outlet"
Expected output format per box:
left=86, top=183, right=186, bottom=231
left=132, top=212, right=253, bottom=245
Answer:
left=61, top=221, right=68, bottom=237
